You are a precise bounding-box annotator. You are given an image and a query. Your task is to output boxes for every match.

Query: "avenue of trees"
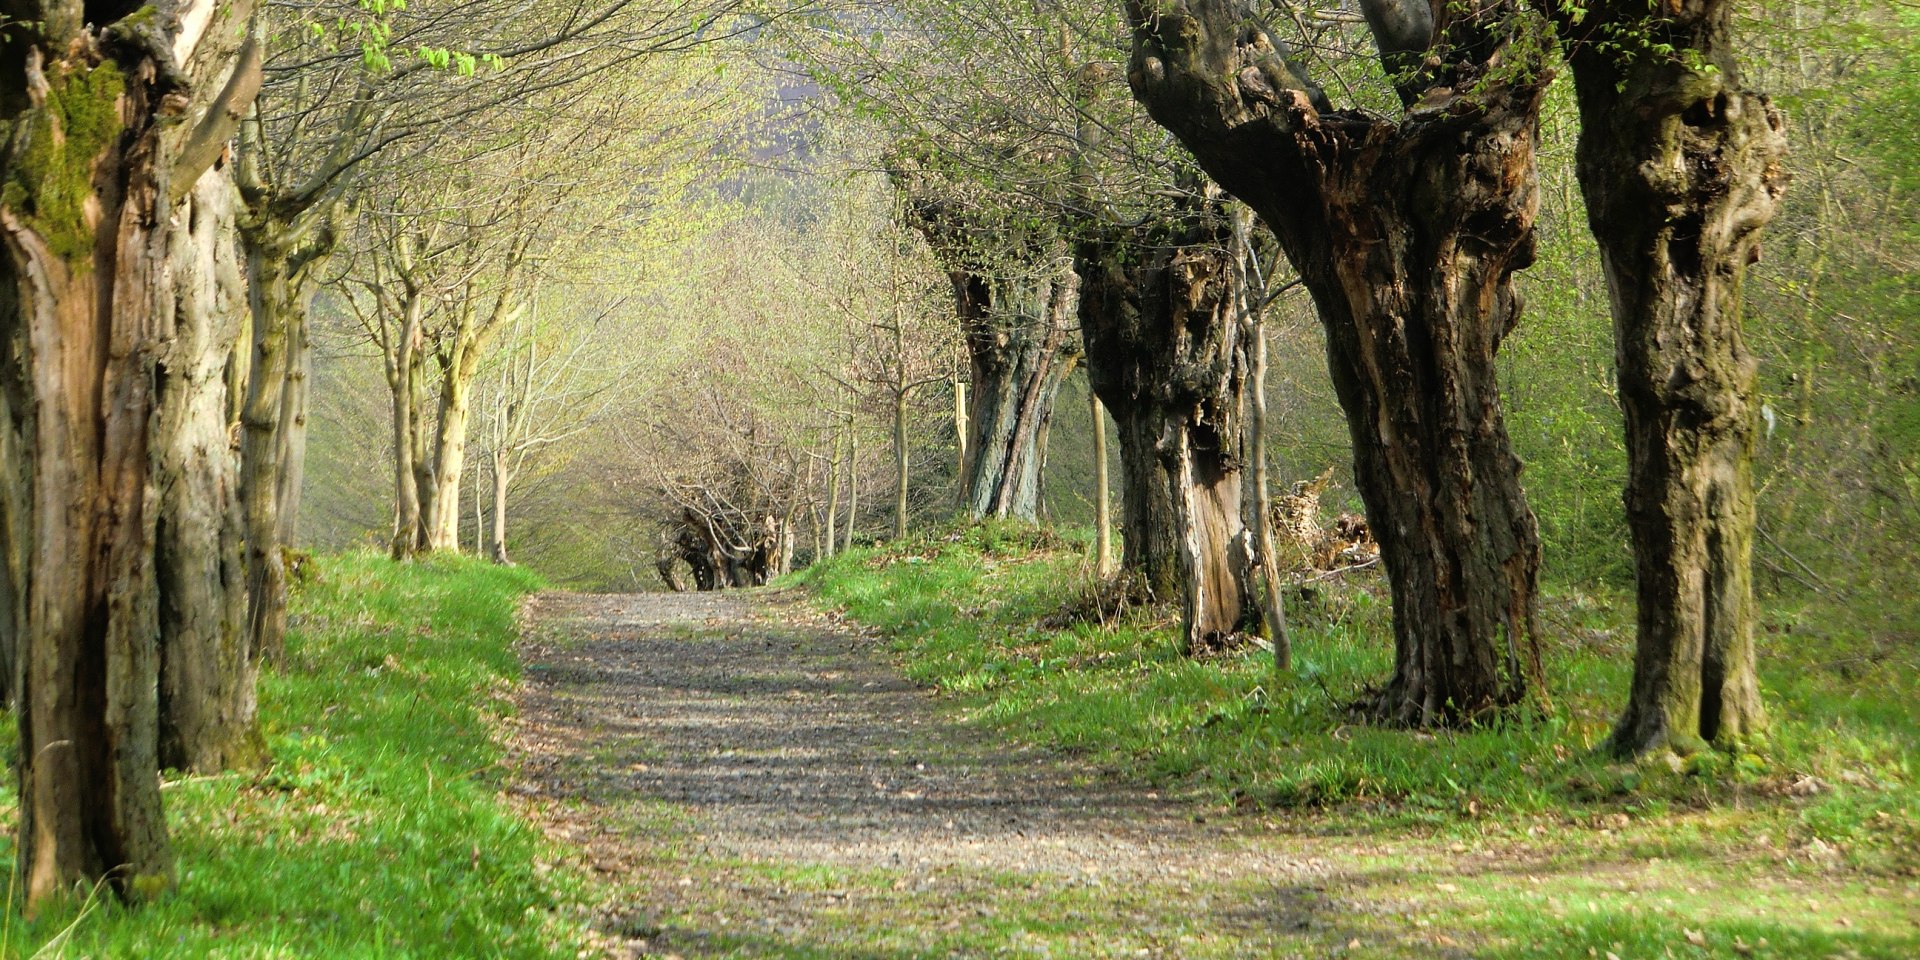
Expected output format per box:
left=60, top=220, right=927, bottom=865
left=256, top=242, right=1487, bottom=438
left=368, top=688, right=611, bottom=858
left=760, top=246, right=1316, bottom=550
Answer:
left=0, top=0, right=1911, bottom=919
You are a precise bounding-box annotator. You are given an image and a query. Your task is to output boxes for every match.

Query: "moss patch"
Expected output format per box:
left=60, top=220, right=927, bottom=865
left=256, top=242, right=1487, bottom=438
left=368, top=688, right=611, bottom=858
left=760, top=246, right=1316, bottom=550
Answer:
left=1, top=58, right=126, bottom=262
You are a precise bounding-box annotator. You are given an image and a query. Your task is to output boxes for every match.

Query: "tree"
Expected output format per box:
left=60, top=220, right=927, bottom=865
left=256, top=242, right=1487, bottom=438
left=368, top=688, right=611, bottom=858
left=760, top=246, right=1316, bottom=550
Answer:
left=1544, top=0, right=1788, bottom=757
left=0, top=0, right=261, bottom=910
left=1123, top=0, right=1550, bottom=722
left=891, top=158, right=1080, bottom=522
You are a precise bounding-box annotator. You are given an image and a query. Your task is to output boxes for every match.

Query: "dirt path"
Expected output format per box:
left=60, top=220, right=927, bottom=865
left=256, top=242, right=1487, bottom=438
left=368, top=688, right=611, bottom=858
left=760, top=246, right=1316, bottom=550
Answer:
left=508, top=588, right=1381, bottom=960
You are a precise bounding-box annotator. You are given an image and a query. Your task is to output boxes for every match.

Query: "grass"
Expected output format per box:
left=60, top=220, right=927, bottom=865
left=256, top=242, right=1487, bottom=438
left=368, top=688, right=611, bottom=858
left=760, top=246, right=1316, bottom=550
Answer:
left=790, top=519, right=1920, bottom=959
left=0, top=549, right=598, bottom=959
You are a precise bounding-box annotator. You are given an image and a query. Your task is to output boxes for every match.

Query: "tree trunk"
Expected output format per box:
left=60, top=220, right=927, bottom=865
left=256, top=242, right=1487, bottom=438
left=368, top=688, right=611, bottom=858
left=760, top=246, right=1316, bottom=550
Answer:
left=844, top=425, right=859, bottom=552
left=406, top=344, right=435, bottom=553
left=893, top=389, right=910, bottom=540
left=0, top=1, right=255, bottom=903
left=1090, top=386, right=1114, bottom=578
left=238, top=207, right=333, bottom=665
left=955, top=273, right=1077, bottom=521
left=1126, top=0, right=1547, bottom=721
left=823, top=444, right=841, bottom=559
left=387, top=293, right=427, bottom=559
left=490, top=448, right=512, bottom=564
left=1238, top=213, right=1290, bottom=666
left=155, top=166, right=264, bottom=773
left=1552, top=0, right=1786, bottom=757
left=1077, top=209, right=1259, bottom=649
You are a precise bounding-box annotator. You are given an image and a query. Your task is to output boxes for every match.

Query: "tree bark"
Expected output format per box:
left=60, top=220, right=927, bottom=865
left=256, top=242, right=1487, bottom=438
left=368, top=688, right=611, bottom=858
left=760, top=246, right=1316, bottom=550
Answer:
left=0, top=0, right=258, bottom=907
left=955, top=273, right=1078, bottom=521
left=1550, top=0, right=1786, bottom=757
left=236, top=207, right=333, bottom=665
left=155, top=166, right=264, bottom=774
left=1077, top=208, right=1260, bottom=649
left=1090, top=385, right=1115, bottom=578
left=893, top=388, right=910, bottom=540
left=489, top=447, right=512, bottom=564
left=1126, top=0, right=1547, bottom=721
left=386, top=290, right=427, bottom=559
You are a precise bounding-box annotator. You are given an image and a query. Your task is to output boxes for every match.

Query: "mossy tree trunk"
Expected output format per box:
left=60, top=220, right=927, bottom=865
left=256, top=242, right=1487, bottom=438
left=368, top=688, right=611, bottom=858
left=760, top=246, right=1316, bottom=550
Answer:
left=1077, top=208, right=1260, bottom=649
left=1549, top=0, right=1786, bottom=757
left=0, top=0, right=259, bottom=910
left=1125, top=0, right=1548, bottom=722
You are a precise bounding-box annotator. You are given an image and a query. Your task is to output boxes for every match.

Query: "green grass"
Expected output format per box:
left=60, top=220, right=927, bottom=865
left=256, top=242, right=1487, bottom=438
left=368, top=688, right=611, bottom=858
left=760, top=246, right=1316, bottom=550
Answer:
left=790, top=519, right=1920, bottom=958
left=0, top=549, right=598, bottom=959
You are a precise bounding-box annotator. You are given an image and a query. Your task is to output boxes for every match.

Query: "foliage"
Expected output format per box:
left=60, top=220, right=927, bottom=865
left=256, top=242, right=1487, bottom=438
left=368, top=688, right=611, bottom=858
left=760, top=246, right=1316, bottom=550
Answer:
left=0, top=552, right=597, bottom=958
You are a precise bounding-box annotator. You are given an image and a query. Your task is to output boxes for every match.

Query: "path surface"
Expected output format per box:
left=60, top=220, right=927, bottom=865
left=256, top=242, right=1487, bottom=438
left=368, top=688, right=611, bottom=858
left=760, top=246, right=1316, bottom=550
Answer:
left=508, top=589, right=1387, bottom=959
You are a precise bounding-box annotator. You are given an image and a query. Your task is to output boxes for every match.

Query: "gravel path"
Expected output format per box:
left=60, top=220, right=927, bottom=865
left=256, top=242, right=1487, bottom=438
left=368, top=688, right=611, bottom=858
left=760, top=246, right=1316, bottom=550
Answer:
left=508, top=589, right=1391, bottom=959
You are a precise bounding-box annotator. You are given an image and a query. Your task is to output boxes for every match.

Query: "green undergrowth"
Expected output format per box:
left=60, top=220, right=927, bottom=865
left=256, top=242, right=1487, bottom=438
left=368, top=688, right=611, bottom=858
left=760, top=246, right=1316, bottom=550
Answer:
left=793, top=518, right=1919, bottom=867
left=0, top=549, right=597, bottom=959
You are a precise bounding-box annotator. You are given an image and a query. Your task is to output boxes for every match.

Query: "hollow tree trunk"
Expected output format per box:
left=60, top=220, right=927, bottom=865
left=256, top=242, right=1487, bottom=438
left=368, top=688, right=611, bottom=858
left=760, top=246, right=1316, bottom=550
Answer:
left=1077, top=211, right=1259, bottom=649
left=156, top=167, right=264, bottom=773
left=1126, top=0, right=1547, bottom=722
left=1551, top=0, right=1785, bottom=757
left=0, top=0, right=258, bottom=905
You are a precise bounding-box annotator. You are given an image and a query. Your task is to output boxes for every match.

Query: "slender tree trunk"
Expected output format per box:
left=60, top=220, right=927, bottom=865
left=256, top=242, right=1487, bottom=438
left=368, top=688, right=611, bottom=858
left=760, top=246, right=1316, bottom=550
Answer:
left=1077, top=209, right=1259, bottom=648
left=428, top=362, right=474, bottom=552
left=490, top=448, right=512, bottom=564
left=388, top=295, right=427, bottom=559
left=823, top=443, right=841, bottom=559
left=1090, top=386, right=1115, bottom=578
left=893, top=388, right=910, bottom=540
left=953, top=379, right=969, bottom=481
left=844, top=424, right=859, bottom=553
left=1552, top=0, right=1785, bottom=756
left=407, top=346, right=435, bottom=553
left=156, top=167, right=264, bottom=773
left=273, top=309, right=310, bottom=548
left=1238, top=214, right=1290, bottom=666
left=1126, top=0, right=1547, bottom=721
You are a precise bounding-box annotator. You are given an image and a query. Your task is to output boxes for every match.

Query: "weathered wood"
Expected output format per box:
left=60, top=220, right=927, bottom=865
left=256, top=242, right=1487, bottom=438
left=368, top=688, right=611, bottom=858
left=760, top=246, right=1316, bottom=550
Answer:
left=0, top=0, right=259, bottom=908
left=1125, top=0, right=1548, bottom=721
left=1548, top=0, right=1785, bottom=756
left=1077, top=203, right=1259, bottom=648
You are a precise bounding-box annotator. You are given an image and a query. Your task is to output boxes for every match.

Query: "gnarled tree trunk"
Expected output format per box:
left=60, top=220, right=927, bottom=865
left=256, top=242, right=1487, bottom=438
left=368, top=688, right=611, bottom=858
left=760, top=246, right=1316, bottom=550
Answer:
left=1551, top=0, right=1785, bottom=757
left=952, top=271, right=1078, bottom=521
left=1126, top=0, right=1547, bottom=722
left=1077, top=208, right=1259, bottom=649
left=0, top=0, right=258, bottom=909
left=156, top=166, right=264, bottom=774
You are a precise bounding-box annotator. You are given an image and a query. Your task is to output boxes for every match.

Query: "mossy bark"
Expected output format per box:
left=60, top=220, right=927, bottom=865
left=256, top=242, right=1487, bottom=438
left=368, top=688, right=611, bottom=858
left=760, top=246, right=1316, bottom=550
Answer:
left=1549, top=0, right=1785, bottom=757
left=1125, top=0, right=1547, bottom=721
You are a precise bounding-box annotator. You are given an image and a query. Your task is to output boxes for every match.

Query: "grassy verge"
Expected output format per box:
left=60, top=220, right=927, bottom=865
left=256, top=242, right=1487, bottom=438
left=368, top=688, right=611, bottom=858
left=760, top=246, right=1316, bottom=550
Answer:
left=794, top=520, right=1920, bottom=958
left=0, top=549, right=597, bottom=959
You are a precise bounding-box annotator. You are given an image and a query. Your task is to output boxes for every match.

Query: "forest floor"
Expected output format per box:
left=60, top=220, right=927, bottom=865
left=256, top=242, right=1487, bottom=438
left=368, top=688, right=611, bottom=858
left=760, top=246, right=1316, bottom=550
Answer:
left=509, top=586, right=1919, bottom=960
